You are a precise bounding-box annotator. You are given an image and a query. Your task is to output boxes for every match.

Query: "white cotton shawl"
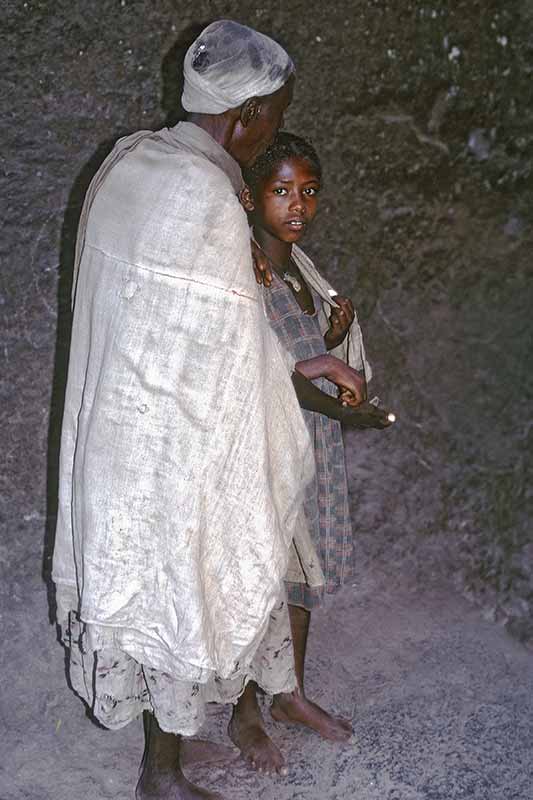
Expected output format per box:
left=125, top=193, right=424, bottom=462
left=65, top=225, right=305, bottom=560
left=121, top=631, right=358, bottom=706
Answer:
left=52, top=122, right=314, bottom=683
left=291, top=245, right=373, bottom=382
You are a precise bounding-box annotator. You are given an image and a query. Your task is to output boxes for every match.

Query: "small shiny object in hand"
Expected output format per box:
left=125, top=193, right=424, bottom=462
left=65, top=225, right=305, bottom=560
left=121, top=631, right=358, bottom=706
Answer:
left=387, top=413, right=396, bottom=423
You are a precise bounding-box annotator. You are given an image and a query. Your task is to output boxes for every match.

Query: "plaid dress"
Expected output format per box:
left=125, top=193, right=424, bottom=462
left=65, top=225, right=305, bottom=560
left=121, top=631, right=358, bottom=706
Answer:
left=263, top=272, right=354, bottom=609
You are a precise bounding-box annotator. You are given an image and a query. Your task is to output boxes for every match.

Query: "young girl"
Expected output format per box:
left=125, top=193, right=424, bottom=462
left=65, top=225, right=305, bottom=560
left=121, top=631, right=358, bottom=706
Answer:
left=229, top=133, right=392, bottom=774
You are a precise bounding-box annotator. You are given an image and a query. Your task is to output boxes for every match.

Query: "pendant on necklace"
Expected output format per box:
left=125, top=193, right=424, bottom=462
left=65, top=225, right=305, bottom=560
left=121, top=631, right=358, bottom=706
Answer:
left=283, top=272, right=302, bottom=292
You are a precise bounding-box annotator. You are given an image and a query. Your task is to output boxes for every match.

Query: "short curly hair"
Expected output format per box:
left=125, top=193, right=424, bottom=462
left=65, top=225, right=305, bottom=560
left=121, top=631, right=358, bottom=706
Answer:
left=243, top=131, right=322, bottom=190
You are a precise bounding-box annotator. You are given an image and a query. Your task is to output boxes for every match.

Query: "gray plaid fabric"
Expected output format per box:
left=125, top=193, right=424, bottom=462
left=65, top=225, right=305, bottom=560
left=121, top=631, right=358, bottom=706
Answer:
left=263, top=273, right=354, bottom=610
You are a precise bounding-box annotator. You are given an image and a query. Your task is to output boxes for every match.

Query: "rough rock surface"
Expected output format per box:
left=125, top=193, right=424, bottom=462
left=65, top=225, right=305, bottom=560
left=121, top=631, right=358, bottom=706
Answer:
left=1, top=1, right=532, bottom=798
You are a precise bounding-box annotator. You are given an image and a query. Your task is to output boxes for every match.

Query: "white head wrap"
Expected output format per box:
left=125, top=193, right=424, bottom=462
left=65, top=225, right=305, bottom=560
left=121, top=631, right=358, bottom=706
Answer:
left=181, top=19, right=294, bottom=114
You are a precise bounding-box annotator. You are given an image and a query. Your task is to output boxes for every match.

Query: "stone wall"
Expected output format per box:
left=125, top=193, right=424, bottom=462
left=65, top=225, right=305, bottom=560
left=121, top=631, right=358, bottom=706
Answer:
left=2, top=0, right=532, bottom=640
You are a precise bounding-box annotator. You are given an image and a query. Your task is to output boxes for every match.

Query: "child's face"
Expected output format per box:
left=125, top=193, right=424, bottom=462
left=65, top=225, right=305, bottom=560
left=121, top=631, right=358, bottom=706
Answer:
left=250, top=157, right=321, bottom=243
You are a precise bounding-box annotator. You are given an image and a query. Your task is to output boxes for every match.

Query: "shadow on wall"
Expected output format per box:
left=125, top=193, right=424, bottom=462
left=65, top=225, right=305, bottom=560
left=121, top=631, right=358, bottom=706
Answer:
left=42, top=20, right=211, bottom=626
left=160, top=21, right=211, bottom=127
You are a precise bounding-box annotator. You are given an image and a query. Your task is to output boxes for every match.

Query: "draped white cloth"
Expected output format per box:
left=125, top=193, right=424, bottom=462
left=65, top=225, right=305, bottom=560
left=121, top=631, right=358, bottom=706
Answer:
left=182, top=20, right=294, bottom=114
left=291, top=244, right=373, bottom=382
left=52, top=122, right=314, bottom=685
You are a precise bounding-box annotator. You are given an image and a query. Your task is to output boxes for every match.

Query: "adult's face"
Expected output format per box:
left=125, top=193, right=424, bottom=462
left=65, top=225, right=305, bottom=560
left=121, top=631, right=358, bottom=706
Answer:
left=229, top=75, right=295, bottom=169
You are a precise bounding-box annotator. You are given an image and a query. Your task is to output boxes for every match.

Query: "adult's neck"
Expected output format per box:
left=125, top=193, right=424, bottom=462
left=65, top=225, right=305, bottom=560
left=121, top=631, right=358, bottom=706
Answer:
left=185, top=112, right=235, bottom=153
left=253, top=225, right=293, bottom=270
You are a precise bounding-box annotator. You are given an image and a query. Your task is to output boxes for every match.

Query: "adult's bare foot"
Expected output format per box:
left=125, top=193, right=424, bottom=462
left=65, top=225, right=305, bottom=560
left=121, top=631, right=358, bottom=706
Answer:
left=228, top=703, right=287, bottom=775
left=136, top=767, right=225, bottom=800
left=137, top=713, right=225, bottom=800
left=271, top=690, right=353, bottom=742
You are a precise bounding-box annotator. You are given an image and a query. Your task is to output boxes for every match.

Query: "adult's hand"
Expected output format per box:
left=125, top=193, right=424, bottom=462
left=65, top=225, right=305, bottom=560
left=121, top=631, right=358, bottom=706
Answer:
left=324, top=296, right=355, bottom=350
left=341, top=401, right=393, bottom=430
left=251, top=239, right=273, bottom=287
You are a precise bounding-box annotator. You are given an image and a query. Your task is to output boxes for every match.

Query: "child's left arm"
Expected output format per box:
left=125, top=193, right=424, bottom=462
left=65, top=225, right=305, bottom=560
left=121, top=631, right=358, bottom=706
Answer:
left=324, top=296, right=355, bottom=350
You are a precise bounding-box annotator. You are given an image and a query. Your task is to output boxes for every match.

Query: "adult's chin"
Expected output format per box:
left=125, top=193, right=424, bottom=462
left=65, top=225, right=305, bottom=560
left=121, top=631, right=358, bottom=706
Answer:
left=246, top=140, right=272, bottom=168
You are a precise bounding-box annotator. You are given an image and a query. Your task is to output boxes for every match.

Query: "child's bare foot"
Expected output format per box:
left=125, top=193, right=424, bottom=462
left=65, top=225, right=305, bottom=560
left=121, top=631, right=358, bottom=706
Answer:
left=136, top=768, right=224, bottom=800
left=228, top=707, right=287, bottom=775
left=270, top=690, right=353, bottom=742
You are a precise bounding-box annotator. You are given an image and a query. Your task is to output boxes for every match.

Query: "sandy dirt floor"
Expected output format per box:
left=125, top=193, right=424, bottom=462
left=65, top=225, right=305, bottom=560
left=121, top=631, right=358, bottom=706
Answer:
left=2, top=565, right=533, bottom=800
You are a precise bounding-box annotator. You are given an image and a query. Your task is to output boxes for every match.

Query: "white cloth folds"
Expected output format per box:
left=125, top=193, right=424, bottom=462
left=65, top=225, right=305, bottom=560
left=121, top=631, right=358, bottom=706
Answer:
left=52, top=122, right=314, bottom=685
left=291, top=244, right=373, bottom=382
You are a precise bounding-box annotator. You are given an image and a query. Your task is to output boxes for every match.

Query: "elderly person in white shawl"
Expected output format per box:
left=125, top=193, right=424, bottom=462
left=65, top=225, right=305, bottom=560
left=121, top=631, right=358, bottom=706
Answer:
left=52, top=19, right=365, bottom=800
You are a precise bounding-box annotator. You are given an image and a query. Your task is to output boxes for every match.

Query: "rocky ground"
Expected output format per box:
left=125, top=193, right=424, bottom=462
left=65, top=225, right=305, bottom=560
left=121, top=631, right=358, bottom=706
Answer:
left=3, top=568, right=533, bottom=799
left=1, top=1, right=532, bottom=798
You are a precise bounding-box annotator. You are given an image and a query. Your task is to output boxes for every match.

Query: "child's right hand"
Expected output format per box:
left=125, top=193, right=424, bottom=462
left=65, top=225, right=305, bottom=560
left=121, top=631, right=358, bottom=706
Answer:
left=338, top=389, right=359, bottom=407
left=294, top=355, right=367, bottom=404
left=326, top=359, right=367, bottom=406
